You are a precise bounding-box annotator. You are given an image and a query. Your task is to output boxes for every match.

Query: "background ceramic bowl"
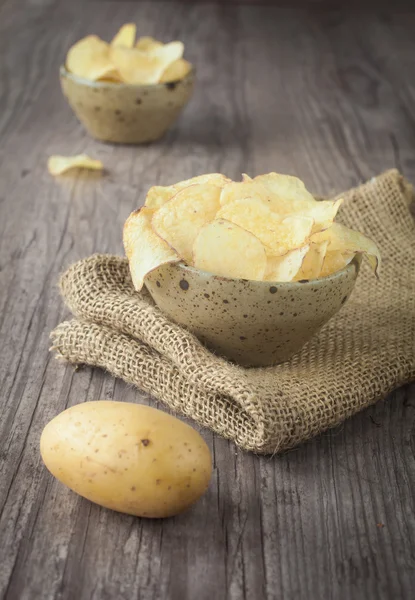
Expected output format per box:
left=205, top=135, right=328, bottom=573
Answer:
left=60, top=66, right=195, bottom=144
left=145, top=256, right=362, bottom=367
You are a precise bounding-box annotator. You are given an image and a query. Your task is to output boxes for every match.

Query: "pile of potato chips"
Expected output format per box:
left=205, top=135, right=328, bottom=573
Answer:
left=123, top=173, right=381, bottom=289
left=66, top=24, right=192, bottom=85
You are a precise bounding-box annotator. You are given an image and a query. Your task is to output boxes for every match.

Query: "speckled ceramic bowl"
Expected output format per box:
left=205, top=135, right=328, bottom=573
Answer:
left=60, top=66, right=195, bottom=144
left=145, top=256, right=362, bottom=367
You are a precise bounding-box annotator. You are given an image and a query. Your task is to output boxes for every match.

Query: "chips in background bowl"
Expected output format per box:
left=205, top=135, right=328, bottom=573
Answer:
left=65, top=25, right=191, bottom=85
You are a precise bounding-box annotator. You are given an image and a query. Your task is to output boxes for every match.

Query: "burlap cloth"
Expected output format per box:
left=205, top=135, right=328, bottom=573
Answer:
left=51, top=170, right=415, bottom=454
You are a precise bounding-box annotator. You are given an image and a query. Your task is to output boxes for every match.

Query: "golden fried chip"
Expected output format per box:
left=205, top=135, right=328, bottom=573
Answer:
left=265, top=246, right=309, bottom=282
left=110, top=41, right=184, bottom=84
left=320, top=250, right=355, bottom=278
left=305, top=199, right=343, bottom=233
left=311, top=222, right=381, bottom=274
left=123, top=207, right=180, bottom=290
left=136, top=36, right=163, bottom=51
left=254, top=172, right=313, bottom=203
left=152, top=184, right=221, bottom=262
left=47, top=154, right=104, bottom=175
left=252, top=173, right=343, bottom=233
left=217, top=198, right=313, bottom=256
left=145, top=186, right=177, bottom=210
left=160, top=58, right=192, bottom=82
left=175, top=173, right=230, bottom=189
left=193, top=219, right=266, bottom=281
left=96, top=71, right=123, bottom=83
left=220, top=181, right=271, bottom=206
left=294, top=241, right=329, bottom=281
left=242, top=173, right=253, bottom=182
left=66, top=35, right=114, bottom=81
left=259, top=197, right=343, bottom=235
left=111, top=23, right=136, bottom=48
left=145, top=174, right=229, bottom=210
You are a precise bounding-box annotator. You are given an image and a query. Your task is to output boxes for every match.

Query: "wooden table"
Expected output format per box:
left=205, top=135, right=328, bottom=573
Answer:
left=1, top=1, right=414, bottom=598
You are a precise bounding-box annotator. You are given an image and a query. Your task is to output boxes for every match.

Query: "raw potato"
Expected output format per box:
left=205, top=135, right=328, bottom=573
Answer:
left=151, top=184, right=221, bottom=262
left=193, top=219, right=267, bottom=280
left=40, top=401, right=212, bottom=518
left=123, top=207, right=179, bottom=290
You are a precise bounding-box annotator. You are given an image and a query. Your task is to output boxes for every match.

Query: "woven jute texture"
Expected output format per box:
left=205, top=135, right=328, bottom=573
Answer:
left=51, top=170, right=415, bottom=454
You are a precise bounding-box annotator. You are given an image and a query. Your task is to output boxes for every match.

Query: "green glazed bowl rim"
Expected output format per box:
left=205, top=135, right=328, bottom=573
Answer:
left=59, top=65, right=195, bottom=90
left=169, top=254, right=362, bottom=288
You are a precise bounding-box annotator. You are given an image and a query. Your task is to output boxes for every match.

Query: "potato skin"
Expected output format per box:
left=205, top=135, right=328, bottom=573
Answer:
left=40, top=401, right=212, bottom=518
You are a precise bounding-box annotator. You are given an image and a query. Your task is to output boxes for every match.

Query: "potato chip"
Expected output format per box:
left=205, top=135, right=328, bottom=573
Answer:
left=311, top=222, right=381, bottom=274
left=123, top=207, right=180, bottom=290
left=217, top=198, right=314, bottom=256
left=160, top=58, right=192, bottom=83
left=294, top=241, right=329, bottom=281
left=136, top=36, right=163, bottom=51
left=47, top=154, right=104, bottom=175
left=193, top=219, right=266, bottom=281
left=66, top=35, right=114, bottom=81
left=145, top=186, right=177, bottom=210
left=220, top=181, right=271, bottom=207
left=96, top=70, right=123, bottom=83
left=152, top=184, right=221, bottom=262
left=145, top=174, right=229, bottom=210
left=320, top=250, right=355, bottom=278
left=304, top=199, right=343, bottom=234
left=254, top=172, right=313, bottom=203
left=175, top=173, right=230, bottom=189
left=252, top=173, right=343, bottom=233
left=265, top=246, right=309, bottom=282
left=242, top=173, right=253, bottom=182
left=111, top=23, right=136, bottom=48
left=110, top=41, right=184, bottom=85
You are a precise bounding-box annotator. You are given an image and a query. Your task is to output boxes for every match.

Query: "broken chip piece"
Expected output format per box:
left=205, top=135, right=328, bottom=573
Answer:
left=47, top=154, right=104, bottom=175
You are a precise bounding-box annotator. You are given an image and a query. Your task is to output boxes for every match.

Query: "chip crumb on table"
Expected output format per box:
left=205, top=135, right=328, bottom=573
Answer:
left=47, top=154, right=104, bottom=175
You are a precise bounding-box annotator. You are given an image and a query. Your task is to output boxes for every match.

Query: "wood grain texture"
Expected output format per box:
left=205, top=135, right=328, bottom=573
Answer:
left=0, top=1, right=414, bottom=599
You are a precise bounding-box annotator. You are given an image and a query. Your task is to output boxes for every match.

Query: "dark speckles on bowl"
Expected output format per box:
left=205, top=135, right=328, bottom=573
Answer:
left=179, top=279, right=189, bottom=291
left=144, top=256, right=362, bottom=367
left=59, top=66, right=195, bottom=144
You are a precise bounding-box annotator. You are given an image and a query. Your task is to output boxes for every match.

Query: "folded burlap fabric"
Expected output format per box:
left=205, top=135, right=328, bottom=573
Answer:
left=51, top=170, right=415, bottom=454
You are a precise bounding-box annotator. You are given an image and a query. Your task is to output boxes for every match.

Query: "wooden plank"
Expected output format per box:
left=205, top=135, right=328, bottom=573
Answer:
left=0, top=2, right=414, bottom=599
